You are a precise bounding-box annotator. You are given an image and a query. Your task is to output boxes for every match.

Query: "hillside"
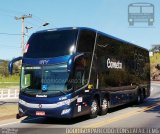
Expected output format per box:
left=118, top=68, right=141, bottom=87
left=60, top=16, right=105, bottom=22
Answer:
left=150, top=53, right=160, bottom=80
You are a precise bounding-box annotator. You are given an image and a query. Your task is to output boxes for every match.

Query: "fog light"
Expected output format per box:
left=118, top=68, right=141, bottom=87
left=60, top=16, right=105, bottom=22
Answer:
left=61, top=108, right=71, bottom=115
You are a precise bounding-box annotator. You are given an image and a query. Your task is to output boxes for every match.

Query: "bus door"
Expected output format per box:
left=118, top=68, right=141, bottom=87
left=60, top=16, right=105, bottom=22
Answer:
left=73, top=54, right=92, bottom=116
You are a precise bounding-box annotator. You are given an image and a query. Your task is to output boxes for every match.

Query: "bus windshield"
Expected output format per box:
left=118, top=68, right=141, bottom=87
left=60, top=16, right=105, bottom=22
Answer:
left=24, top=29, right=78, bottom=58
left=21, top=63, right=72, bottom=96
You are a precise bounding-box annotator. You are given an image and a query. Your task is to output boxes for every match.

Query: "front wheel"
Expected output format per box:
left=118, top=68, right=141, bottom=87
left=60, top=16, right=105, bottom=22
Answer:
left=89, top=99, right=99, bottom=118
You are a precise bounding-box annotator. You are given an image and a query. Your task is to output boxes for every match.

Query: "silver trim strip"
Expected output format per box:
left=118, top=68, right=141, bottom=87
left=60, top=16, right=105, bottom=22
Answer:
left=19, top=96, right=78, bottom=109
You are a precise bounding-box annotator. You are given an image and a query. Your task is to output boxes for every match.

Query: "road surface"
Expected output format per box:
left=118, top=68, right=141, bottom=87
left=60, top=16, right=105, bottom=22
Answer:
left=0, top=82, right=160, bottom=134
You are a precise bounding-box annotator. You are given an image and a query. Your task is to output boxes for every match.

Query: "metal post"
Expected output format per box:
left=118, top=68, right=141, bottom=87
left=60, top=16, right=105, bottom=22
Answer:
left=15, top=14, right=32, bottom=55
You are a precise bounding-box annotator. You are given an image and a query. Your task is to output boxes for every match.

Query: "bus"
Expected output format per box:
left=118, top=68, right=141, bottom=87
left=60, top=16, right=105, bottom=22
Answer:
left=9, top=27, right=150, bottom=119
left=128, top=3, right=154, bottom=26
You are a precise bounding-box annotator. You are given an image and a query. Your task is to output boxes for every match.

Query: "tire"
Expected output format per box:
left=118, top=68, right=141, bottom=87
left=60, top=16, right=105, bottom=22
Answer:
left=137, top=91, right=144, bottom=104
left=89, top=98, right=99, bottom=118
left=100, top=98, right=108, bottom=115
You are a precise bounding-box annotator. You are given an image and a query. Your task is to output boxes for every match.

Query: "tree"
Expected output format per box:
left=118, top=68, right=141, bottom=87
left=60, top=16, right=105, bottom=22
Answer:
left=0, top=60, right=20, bottom=77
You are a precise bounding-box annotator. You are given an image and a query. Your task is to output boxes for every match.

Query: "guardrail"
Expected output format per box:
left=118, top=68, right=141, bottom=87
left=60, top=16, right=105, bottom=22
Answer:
left=0, top=89, right=19, bottom=100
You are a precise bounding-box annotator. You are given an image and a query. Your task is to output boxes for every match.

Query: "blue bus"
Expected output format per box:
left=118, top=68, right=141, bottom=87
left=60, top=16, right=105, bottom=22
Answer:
left=9, top=27, right=150, bottom=119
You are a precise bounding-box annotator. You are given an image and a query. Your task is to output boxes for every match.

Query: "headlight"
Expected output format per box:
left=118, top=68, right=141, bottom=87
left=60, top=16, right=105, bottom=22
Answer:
left=129, top=18, right=133, bottom=22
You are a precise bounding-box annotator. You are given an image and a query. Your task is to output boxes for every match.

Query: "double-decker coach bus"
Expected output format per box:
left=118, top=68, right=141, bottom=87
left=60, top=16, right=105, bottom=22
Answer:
left=9, top=27, right=150, bottom=119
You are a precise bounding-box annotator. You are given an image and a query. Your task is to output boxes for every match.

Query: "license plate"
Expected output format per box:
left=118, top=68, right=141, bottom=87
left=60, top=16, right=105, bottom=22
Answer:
left=36, top=111, right=45, bottom=116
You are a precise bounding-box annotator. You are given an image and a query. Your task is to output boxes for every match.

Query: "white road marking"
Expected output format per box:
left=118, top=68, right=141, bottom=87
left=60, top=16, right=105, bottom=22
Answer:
left=0, top=117, right=43, bottom=127
left=0, top=121, right=20, bottom=127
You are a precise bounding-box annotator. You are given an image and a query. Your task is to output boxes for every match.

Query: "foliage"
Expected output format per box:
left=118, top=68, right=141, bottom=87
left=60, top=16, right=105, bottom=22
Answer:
left=0, top=60, right=20, bottom=77
left=0, top=75, right=19, bottom=83
left=150, top=53, right=160, bottom=64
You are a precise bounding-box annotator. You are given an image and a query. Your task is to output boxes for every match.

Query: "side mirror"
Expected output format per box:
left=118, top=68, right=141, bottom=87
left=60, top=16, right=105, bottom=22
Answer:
left=8, top=56, right=22, bottom=75
left=67, top=53, right=84, bottom=72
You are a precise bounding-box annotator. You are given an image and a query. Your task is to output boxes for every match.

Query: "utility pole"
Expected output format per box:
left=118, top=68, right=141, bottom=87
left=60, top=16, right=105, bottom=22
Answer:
left=15, top=14, right=32, bottom=55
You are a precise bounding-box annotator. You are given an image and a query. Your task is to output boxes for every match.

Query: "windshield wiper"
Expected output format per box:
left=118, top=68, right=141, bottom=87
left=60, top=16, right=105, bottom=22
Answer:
left=21, top=88, right=30, bottom=93
left=21, top=88, right=40, bottom=94
left=22, top=88, right=66, bottom=95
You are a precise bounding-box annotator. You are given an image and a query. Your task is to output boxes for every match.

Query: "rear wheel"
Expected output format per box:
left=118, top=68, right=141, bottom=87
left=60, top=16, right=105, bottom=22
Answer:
left=89, top=99, right=99, bottom=118
left=137, top=90, right=144, bottom=104
left=100, top=98, right=108, bottom=115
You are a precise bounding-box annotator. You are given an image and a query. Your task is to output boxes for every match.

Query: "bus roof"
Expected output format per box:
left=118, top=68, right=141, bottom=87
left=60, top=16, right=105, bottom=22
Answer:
left=35, top=27, right=148, bottom=51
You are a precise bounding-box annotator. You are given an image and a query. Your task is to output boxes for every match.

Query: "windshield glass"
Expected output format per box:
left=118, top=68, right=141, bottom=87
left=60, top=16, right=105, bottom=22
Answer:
left=21, top=63, right=72, bottom=96
left=129, top=7, right=141, bottom=13
left=142, top=7, right=153, bottom=13
left=24, top=29, right=78, bottom=58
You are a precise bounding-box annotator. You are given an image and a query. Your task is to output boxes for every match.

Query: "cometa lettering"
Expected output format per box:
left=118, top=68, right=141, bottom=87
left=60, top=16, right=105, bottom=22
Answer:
left=107, top=58, right=122, bottom=69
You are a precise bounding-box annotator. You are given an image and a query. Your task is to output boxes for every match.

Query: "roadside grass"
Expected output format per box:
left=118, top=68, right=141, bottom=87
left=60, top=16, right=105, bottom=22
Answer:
left=150, top=53, right=160, bottom=64
left=0, top=75, right=19, bottom=88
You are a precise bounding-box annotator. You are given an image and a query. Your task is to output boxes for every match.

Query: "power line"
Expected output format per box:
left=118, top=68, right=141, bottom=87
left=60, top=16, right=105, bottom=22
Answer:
left=0, top=8, right=25, bottom=16
left=0, top=33, right=22, bottom=36
left=33, top=14, right=46, bottom=23
left=0, top=43, right=20, bottom=47
left=0, top=12, right=14, bottom=18
left=0, top=44, right=20, bottom=49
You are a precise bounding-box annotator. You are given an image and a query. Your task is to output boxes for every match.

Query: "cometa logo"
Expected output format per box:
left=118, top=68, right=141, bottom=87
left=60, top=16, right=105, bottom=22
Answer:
left=107, top=58, right=122, bottom=69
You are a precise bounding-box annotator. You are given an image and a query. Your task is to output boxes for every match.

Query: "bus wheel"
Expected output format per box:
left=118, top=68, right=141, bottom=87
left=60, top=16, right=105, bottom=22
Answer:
left=100, top=98, right=108, bottom=115
left=89, top=99, right=99, bottom=118
left=137, top=91, right=144, bottom=104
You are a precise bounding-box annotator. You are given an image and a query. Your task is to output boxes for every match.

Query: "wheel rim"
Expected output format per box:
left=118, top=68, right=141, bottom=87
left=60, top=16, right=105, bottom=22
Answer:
left=91, top=100, right=98, bottom=114
left=102, top=99, right=108, bottom=110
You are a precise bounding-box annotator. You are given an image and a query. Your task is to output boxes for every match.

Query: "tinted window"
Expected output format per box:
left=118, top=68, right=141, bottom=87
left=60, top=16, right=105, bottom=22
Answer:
left=77, top=30, right=96, bottom=53
left=96, top=34, right=150, bottom=89
left=73, top=54, right=92, bottom=90
left=96, top=35, right=132, bottom=88
left=24, top=30, right=78, bottom=58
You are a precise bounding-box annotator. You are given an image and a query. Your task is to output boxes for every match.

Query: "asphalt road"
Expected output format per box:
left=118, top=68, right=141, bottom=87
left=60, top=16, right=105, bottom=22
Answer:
left=0, top=82, right=160, bottom=134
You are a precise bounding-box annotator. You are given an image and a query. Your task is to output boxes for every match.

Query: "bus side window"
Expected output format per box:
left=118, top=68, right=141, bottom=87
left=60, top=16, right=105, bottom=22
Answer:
left=73, top=57, right=85, bottom=89
left=77, top=30, right=96, bottom=53
left=73, top=55, right=91, bottom=90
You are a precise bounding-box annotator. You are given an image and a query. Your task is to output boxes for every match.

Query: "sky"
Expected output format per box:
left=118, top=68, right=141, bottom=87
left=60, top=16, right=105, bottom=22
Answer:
left=0, top=0, right=160, bottom=60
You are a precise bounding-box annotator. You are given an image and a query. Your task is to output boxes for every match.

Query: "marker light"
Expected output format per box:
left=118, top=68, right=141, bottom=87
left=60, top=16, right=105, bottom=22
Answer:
left=68, top=59, right=72, bottom=65
left=69, top=45, right=75, bottom=55
left=24, top=44, right=29, bottom=53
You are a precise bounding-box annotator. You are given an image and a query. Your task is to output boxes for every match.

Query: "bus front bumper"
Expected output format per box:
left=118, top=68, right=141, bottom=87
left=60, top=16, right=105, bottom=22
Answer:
left=18, top=103, right=73, bottom=119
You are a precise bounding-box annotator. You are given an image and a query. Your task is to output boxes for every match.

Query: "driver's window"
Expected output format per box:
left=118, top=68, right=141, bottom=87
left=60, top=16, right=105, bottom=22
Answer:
left=73, top=55, right=90, bottom=90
